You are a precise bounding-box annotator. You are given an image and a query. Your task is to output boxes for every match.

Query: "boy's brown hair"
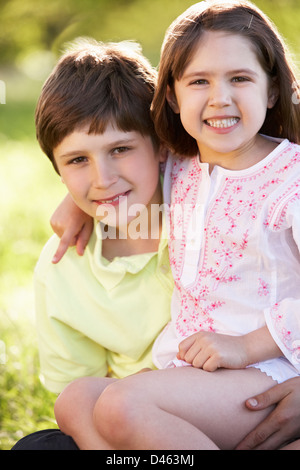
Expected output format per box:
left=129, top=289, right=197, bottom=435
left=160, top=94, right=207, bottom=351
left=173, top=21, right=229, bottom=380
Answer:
left=151, top=0, right=300, bottom=156
left=35, top=39, right=159, bottom=173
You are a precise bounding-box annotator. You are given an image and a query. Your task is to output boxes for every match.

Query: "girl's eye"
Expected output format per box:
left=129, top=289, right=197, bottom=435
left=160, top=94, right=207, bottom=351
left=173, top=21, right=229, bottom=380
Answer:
left=232, top=76, right=249, bottom=83
left=190, top=79, right=208, bottom=86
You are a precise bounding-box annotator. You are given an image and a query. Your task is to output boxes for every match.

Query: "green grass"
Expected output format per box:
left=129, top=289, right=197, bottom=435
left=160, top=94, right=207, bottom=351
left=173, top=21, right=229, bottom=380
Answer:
left=0, top=103, right=66, bottom=449
left=0, top=320, right=57, bottom=449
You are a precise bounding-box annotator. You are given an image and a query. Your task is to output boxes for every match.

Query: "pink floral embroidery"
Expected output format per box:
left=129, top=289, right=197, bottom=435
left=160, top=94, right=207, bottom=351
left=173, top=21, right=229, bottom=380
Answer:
left=266, top=180, right=300, bottom=230
left=258, top=278, right=269, bottom=297
left=174, top=283, right=221, bottom=335
left=269, top=303, right=300, bottom=364
left=166, top=142, right=300, bottom=343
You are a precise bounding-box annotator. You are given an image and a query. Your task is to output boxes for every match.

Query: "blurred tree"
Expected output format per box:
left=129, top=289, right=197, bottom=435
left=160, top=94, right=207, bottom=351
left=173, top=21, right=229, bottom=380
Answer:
left=0, top=0, right=70, bottom=63
left=0, top=0, right=137, bottom=64
left=0, top=0, right=299, bottom=69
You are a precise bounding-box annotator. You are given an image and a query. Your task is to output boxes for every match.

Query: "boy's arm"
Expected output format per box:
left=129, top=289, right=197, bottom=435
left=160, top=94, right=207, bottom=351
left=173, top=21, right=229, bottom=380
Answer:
left=35, top=271, right=108, bottom=393
left=237, top=377, right=300, bottom=449
left=50, top=193, right=94, bottom=263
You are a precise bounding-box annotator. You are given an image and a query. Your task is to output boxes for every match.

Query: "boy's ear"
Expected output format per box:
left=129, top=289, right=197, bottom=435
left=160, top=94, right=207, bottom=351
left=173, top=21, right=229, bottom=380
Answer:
left=267, top=81, right=279, bottom=109
left=166, top=85, right=180, bottom=114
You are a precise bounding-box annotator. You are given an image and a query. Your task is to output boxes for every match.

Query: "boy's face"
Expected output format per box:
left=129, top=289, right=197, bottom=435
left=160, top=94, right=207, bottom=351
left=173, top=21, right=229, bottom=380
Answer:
left=53, top=124, right=165, bottom=230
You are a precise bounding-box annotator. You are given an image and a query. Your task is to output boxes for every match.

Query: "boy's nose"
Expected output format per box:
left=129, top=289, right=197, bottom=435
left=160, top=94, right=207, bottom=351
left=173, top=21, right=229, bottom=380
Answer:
left=92, top=159, right=118, bottom=189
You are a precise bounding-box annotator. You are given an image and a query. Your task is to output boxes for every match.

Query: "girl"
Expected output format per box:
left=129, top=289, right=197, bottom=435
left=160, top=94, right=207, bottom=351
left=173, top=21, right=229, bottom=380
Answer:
left=54, top=1, right=300, bottom=449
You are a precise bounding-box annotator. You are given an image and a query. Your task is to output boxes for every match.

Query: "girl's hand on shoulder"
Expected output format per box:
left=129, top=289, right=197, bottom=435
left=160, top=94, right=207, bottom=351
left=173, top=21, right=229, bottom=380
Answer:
left=50, top=194, right=93, bottom=263
left=177, top=331, right=248, bottom=371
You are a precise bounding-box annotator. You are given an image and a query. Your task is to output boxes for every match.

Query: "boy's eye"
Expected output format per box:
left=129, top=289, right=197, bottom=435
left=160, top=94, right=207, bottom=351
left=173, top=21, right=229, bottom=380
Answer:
left=68, top=156, right=87, bottom=165
left=112, top=146, right=130, bottom=155
left=190, top=79, right=208, bottom=86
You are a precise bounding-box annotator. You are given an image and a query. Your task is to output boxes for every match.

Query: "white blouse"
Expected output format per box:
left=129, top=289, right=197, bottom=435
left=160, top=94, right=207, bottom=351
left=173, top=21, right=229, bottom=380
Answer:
left=153, top=138, right=300, bottom=383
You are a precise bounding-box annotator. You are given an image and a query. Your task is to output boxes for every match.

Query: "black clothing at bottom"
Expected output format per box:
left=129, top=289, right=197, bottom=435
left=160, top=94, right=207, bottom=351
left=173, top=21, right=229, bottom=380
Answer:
left=11, top=429, right=79, bottom=450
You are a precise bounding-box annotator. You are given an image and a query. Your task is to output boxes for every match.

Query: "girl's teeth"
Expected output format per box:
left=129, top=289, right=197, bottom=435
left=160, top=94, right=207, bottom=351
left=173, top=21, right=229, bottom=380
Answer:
left=206, top=118, right=239, bottom=128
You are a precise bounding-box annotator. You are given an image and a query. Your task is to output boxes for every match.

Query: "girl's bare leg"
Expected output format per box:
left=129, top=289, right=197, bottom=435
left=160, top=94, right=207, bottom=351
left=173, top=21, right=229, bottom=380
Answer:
left=93, top=367, right=277, bottom=450
left=54, top=376, right=117, bottom=450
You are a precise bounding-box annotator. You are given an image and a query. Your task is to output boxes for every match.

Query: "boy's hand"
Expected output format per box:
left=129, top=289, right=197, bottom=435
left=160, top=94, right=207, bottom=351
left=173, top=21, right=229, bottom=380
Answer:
left=236, top=377, right=300, bottom=449
left=177, top=331, right=248, bottom=371
left=50, top=194, right=94, bottom=263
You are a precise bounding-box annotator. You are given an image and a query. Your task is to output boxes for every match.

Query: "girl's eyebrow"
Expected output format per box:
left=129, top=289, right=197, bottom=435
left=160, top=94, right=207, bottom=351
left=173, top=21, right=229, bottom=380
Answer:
left=182, top=68, right=259, bottom=80
left=228, top=68, right=259, bottom=78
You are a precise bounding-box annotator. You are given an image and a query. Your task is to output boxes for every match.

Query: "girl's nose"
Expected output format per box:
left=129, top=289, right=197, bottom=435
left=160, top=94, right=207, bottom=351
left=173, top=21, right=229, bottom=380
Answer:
left=208, top=83, right=232, bottom=108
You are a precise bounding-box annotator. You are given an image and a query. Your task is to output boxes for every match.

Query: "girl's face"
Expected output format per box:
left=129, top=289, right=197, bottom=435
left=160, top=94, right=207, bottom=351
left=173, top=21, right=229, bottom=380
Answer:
left=168, top=31, right=278, bottom=169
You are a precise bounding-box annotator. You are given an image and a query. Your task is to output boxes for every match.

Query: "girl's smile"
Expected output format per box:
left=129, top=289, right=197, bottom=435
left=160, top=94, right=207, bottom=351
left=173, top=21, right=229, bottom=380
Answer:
left=204, top=116, right=240, bottom=132
left=167, top=31, right=278, bottom=170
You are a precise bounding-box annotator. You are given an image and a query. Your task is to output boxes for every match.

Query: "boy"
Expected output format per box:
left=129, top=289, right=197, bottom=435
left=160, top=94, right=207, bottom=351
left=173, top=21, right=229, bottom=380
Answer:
left=12, top=38, right=173, bottom=450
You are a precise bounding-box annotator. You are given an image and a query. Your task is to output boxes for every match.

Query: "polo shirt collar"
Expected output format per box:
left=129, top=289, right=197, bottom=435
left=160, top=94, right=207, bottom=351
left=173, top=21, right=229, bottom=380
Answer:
left=87, top=219, right=168, bottom=291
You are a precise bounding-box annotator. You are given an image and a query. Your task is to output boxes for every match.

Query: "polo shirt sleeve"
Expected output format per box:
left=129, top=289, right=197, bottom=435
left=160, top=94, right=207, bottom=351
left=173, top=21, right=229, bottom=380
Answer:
left=34, top=254, right=108, bottom=394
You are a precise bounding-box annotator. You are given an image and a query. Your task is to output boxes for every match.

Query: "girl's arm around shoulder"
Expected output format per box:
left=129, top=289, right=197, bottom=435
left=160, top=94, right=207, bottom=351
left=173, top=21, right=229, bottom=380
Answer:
left=50, top=193, right=94, bottom=263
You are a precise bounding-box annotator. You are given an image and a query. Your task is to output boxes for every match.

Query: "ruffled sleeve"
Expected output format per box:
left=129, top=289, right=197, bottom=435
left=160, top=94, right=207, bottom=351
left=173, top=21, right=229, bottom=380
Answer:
left=264, top=196, right=300, bottom=372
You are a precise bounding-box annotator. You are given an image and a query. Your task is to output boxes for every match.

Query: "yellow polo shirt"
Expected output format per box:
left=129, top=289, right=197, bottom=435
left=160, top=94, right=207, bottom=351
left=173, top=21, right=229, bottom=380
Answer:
left=34, top=220, right=173, bottom=394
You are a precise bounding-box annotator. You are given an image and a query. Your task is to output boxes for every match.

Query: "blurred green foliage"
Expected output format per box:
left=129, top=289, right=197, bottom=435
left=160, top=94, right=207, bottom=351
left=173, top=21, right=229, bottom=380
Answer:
left=0, top=0, right=299, bottom=450
left=0, top=0, right=194, bottom=66
left=1, top=0, right=299, bottom=68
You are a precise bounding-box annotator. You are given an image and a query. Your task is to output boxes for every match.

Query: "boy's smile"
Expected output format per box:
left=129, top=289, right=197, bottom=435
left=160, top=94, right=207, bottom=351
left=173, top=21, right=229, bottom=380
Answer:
left=168, top=31, right=278, bottom=170
left=53, top=124, right=165, bottom=232
left=94, top=190, right=131, bottom=206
